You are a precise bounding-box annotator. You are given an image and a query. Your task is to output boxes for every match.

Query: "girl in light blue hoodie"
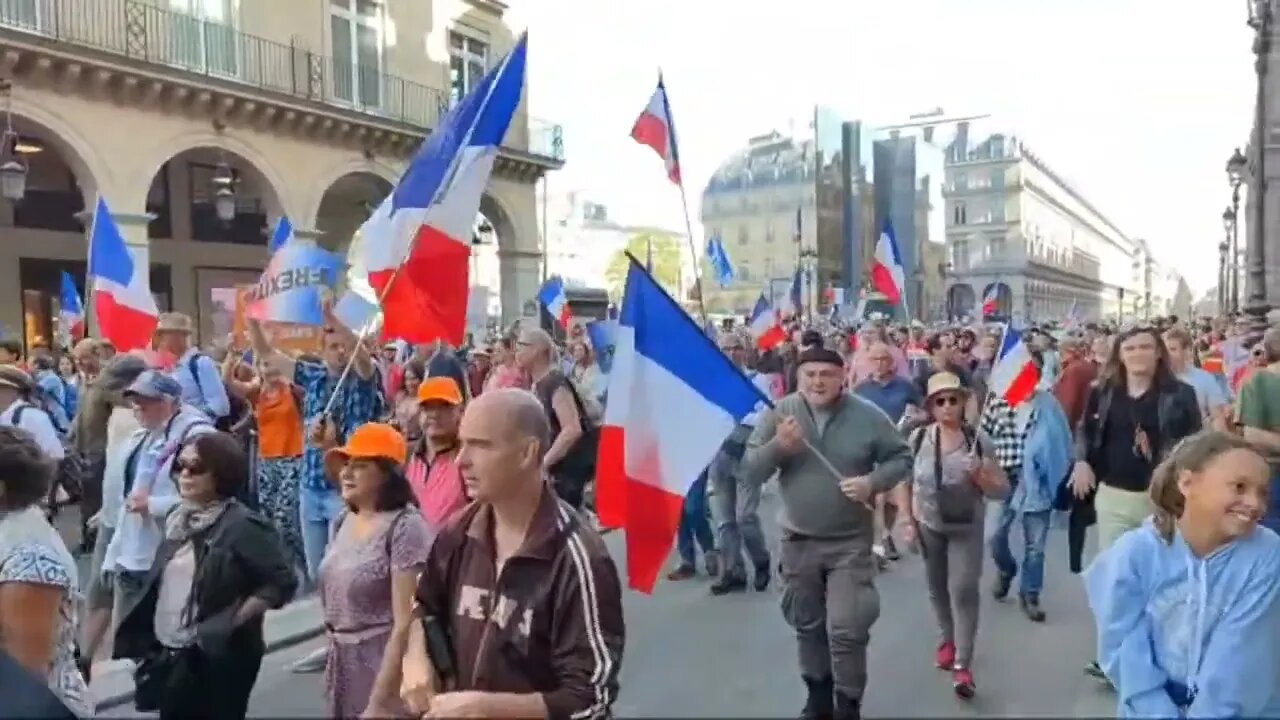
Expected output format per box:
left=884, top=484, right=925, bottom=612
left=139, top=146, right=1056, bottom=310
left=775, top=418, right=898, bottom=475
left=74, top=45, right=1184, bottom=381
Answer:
left=1084, top=431, right=1280, bottom=718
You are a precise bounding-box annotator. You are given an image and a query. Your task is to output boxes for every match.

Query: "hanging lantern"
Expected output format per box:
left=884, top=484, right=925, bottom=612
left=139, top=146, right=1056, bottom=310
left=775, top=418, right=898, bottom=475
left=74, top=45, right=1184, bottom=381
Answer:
left=214, top=187, right=236, bottom=222
left=0, top=158, right=26, bottom=201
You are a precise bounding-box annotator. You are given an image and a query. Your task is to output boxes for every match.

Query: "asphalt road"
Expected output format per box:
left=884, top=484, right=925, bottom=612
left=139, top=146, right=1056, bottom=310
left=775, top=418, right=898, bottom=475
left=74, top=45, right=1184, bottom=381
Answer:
left=91, top=491, right=1118, bottom=718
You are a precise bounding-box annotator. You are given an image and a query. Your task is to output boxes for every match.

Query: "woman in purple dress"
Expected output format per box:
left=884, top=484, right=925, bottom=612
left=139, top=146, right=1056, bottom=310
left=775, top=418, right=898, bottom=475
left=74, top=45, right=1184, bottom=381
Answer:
left=320, top=423, right=432, bottom=718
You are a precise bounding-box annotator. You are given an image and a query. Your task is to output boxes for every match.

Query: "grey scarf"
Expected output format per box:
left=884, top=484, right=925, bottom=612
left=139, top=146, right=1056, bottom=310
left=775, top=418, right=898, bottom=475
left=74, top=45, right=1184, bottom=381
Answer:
left=165, top=498, right=232, bottom=543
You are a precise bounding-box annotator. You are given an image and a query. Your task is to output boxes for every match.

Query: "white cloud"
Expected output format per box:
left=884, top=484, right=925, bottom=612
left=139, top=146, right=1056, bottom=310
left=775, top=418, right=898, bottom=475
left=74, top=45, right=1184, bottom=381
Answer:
left=508, top=0, right=1256, bottom=293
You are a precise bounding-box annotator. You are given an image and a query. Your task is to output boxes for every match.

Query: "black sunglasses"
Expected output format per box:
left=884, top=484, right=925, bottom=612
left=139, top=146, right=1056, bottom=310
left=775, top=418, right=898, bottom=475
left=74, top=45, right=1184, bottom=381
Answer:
left=175, top=458, right=206, bottom=475
left=932, top=395, right=962, bottom=407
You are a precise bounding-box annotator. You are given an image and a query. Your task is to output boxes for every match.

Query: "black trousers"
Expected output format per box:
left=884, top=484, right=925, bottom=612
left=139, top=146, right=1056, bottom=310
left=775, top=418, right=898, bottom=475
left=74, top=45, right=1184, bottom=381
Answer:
left=157, top=646, right=263, bottom=720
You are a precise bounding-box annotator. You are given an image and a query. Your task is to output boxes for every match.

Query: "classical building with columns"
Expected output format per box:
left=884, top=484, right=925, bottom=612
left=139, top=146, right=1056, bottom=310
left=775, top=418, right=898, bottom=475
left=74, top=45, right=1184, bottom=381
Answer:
left=942, top=130, right=1151, bottom=324
left=0, top=0, right=561, bottom=349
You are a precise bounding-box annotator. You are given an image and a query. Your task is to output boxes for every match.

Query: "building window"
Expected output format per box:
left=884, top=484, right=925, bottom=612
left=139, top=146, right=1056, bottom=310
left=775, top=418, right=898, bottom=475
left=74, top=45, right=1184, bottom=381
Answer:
left=168, top=0, right=239, bottom=78
left=738, top=265, right=752, bottom=282
left=953, top=173, right=967, bottom=191
left=449, top=30, right=488, bottom=104
left=952, top=202, right=967, bottom=225
left=765, top=224, right=775, bottom=243
left=738, top=226, right=749, bottom=246
left=951, top=240, right=968, bottom=270
left=331, top=0, right=384, bottom=108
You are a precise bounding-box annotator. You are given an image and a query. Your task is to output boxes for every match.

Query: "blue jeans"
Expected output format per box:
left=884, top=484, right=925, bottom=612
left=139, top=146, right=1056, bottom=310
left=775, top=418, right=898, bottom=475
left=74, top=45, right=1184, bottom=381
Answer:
left=676, top=472, right=716, bottom=567
left=990, top=500, right=1051, bottom=598
left=1264, top=470, right=1280, bottom=535
left=299, top=484, right=345, bottom=582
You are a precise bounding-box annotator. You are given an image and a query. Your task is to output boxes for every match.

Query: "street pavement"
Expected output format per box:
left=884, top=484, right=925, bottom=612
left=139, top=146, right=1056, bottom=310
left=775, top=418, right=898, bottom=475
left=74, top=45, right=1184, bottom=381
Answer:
left=89, top=489, right=1118, bottom=718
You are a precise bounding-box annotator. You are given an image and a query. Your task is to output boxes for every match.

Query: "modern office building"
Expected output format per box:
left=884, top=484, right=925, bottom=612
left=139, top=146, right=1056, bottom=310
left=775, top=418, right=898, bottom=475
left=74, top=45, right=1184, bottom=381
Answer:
left=0, top=0, right=562, bottom=348
left=942, top=128, right=1148, bottom=323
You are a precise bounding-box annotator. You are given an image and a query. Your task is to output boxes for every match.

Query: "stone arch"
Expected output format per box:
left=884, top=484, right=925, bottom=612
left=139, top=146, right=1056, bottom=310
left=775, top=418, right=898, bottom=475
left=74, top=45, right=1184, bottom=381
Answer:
left=479, top=192, right=517, bottom=248
left=124, top=129, right=288, bottom=218
left=314, top=171, right=395, bottom=253
left=946, top=283, right=975, bottom=319
left=302, top=157, right=400, bottom=229
left=7, top=96, right=105, bottom=203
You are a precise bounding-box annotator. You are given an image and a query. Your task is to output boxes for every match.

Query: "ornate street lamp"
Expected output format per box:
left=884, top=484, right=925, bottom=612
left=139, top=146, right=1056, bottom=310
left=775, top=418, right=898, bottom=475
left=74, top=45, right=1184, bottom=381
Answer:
left=210, top=153, right=237, bottom=223
left=1227, top=147, right=1247, bottom=188
left=0, top=79, right=27, bottom=202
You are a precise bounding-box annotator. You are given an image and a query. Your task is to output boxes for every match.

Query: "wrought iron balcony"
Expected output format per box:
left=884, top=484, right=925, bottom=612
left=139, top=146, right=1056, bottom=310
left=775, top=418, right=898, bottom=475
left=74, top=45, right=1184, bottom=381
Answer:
left=0, top=0, right=564, bottom=163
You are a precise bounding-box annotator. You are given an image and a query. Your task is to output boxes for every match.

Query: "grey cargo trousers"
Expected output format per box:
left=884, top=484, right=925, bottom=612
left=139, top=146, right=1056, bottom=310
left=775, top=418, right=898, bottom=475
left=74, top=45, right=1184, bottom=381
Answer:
left=780, top=532, right=881, bottom=700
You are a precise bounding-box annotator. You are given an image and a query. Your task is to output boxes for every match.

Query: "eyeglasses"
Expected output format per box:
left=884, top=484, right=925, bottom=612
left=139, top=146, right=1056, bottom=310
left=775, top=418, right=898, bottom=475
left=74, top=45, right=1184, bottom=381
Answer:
left=175, top=458, right=206, bottom=475
left=932, top=395, right=961, bottom=407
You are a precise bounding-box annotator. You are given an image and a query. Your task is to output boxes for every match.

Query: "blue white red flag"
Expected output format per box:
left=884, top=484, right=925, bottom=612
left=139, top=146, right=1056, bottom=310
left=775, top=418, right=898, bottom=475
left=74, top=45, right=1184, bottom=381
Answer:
left=748, top=294, right=786, bottom=351
left=982, top=284, right=999, bottom=317
left=245, top=236, right=341, bottom=326
left=58, top=271, right=85, bottom=343
left=596, top=259, right=764, bottom=592
left=870, top=220, right=906, bottom=306
left=630, top=75, right=682, bottom=185
left=88, top=197, right=158, bottom=351
left=538, top=276, right=571, bottom=328
left=990, top=326, right=1041, bottom=407
left=357, top=34, right=526, bottom=345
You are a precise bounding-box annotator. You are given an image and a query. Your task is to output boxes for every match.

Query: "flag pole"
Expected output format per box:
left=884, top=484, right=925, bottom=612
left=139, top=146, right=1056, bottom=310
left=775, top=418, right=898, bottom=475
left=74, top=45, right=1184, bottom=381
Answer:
left=316, top=33, right=525, bottom=419
left=83, top=198, right=99, bottom=342
left=676, top=185, right=710, bottom=327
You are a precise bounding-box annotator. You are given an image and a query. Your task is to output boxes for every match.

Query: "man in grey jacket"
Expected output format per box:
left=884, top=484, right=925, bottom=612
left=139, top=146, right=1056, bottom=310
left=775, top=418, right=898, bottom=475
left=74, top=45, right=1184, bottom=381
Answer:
left=744, top=347, right=911, bottom=720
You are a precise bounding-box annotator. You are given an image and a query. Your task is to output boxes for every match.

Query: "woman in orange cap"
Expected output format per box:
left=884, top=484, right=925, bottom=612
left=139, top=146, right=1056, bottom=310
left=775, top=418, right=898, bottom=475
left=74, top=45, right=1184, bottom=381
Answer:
left=317, top=423, right=432, bottom=719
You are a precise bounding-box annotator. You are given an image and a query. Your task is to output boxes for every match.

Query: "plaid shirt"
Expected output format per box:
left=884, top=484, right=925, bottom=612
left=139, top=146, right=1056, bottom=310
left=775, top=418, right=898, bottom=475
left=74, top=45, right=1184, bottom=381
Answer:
left=979, top=394, right=1036, bottom=474
left=296, top=360, right=385, bottom=491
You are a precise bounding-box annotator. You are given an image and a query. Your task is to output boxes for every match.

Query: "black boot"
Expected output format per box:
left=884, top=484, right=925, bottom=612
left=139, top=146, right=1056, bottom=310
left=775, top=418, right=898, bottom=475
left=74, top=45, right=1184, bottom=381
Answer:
left=834, top=691, right=861, bottom=720
left=1020, top=594, right=1046, bottom=623
left=799, top=676, right=834, bottom=720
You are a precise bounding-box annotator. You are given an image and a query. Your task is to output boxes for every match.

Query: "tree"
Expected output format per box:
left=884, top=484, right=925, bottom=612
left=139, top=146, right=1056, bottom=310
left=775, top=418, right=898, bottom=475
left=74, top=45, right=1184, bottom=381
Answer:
left=604, top=232, right=683, bottom=298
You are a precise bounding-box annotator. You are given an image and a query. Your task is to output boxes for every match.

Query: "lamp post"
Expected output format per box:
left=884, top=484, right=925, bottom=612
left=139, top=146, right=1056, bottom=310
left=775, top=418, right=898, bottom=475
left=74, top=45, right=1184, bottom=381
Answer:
left=1226, top=148, right=1246, bottom=314
left=1222, top=204, right=1238, bottom=313
left=0, top=79, right=27, bottom=203
left=211, top=155, right=236, bottom=223
left=1245, top=0, right=1273, bottom=327
left=1219, top=239, right=1231, bottom=312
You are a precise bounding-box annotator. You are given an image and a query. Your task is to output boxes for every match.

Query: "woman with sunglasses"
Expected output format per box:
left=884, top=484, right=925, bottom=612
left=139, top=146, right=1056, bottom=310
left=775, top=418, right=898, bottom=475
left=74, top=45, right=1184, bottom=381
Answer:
left=113, top=432, right=297, bottom=719
left=896, top=372, right=1007, bottom=700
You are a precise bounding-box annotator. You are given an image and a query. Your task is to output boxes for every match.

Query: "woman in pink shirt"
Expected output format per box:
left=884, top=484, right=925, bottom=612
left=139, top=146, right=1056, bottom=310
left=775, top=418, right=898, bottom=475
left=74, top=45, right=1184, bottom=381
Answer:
left=403, top=377, right=469, bottom=527
left=482, top=336, right=530, bottom=392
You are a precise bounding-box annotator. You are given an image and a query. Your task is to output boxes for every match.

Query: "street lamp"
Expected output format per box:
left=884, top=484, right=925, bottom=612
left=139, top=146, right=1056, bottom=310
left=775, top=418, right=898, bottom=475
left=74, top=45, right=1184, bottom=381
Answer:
left=211, top=155, right=236, bottom=223
left=1219, top=240, right=1230, bottom=311
left=1227, top=147, right=1247, bottom=187
left=0, top=79, right=27, bottom=202
left=1223, top=205, right=1239, bottom=313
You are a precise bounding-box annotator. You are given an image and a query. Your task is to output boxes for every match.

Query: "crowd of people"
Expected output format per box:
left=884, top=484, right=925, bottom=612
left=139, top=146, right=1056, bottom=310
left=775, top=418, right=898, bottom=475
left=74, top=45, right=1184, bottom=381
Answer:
left=0, top=302, right=1277, bottom=719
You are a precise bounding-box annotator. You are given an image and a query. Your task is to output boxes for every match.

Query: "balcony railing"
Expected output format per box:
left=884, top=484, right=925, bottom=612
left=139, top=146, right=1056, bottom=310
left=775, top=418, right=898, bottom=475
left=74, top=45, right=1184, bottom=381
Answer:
left=0, top=0, right=564, bottom=162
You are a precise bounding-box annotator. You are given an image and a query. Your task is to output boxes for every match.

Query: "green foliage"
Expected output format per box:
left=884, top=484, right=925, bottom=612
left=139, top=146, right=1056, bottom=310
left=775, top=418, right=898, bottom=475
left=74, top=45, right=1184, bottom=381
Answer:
left=604, top=232, right=683, bottom=298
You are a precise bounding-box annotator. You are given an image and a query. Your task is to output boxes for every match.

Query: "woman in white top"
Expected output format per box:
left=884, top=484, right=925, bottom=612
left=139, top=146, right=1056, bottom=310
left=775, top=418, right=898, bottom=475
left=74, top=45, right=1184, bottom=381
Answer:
left=0, top=426, right=91, bottom=716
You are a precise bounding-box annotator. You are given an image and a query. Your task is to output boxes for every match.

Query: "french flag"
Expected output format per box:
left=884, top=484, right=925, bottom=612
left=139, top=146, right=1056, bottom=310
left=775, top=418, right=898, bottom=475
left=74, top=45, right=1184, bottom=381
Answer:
left=779, top=269, right=803, bottom=319
left=990, top=326, right=1041, bottom=407
left=359, top=34, right=526, bottom=345
left=870, top=220, right=906, bottom=306
left=538, top=276, right=571, bottom=328
left=981, top=285, right=999, bottom=317
left=748, top=294, right=786, bottom=351
left=58, top=271, right=85, bottom=342
left=88, top=197, right=158, bottom=351
left=630, top=75, right=682, bottom=185
left=595, top=258, right=763, bottom=592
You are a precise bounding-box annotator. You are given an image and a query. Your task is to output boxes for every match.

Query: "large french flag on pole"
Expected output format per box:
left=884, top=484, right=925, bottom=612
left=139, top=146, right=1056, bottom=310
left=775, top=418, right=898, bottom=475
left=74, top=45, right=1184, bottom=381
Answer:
left=630, top=75, right=682, bottom=185
left=58, top=271, right=85, bottom=342
left=596, top=257, right=764, bottom=593
left=88, top=197, right=158, bottom=351
left=359, top=34, right=526, bottom=345
left=870, top=220, right=906, bottom=306
left=537, top=276, right=571, bottom=328
left=990, top=326, right=1041, bottom=407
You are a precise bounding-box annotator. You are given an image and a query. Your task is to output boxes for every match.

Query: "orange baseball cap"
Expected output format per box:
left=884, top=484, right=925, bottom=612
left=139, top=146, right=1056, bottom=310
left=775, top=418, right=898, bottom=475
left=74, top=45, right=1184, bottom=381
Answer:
left=324, top=422, right=408, bottom=481
left=417, top=376, right=463, bottom=406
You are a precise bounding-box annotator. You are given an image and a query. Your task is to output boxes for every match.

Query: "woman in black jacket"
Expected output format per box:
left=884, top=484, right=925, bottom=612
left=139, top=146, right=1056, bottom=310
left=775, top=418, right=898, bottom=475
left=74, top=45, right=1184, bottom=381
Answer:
left=113, top=431, right=296, bottom=720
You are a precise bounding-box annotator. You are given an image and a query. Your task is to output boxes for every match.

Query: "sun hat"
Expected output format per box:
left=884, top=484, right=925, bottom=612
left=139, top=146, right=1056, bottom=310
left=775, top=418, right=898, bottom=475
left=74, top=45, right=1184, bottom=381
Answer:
left=154, top=313, right=195, bottom=334
left=323, top=422, right=408, bottom=481
left=925, top=371, right=967, bottom=400
left=417, top=376, right=463, bottom=406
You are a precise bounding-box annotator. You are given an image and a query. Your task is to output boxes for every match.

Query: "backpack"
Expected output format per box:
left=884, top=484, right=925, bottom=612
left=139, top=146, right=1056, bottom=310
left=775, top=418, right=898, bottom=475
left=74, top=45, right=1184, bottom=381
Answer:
left=910, top=424, right=983, bottom=525
left=25, top=383, right=69, bottom=436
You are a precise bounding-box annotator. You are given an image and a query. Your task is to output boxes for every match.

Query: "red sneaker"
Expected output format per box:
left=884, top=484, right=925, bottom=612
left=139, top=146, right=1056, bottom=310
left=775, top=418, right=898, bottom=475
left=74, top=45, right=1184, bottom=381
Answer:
left=935, top=641, right=956, bottom=670
left=952, top=667, right=976, bottom=699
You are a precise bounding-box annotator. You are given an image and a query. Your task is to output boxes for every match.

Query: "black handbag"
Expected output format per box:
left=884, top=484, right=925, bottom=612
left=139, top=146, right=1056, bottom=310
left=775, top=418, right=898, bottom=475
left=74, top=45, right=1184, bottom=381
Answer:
left=133, top=648, right=180, bottom=712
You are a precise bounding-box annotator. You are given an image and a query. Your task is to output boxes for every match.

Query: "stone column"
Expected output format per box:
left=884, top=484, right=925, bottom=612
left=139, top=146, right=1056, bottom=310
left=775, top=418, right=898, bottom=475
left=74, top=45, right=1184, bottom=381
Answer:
left=498, top=247, right=543, bottom=328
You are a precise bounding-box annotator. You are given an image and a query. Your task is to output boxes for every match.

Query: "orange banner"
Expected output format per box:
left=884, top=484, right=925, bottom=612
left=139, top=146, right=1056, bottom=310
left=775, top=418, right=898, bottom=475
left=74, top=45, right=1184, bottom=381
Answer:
left=232, top=285, right=324, bottom=355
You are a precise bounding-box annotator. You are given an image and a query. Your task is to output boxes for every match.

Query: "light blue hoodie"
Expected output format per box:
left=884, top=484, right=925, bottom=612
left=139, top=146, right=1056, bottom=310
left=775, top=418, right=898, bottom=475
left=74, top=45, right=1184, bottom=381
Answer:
left=1084, top=518, right=1280, bottom=718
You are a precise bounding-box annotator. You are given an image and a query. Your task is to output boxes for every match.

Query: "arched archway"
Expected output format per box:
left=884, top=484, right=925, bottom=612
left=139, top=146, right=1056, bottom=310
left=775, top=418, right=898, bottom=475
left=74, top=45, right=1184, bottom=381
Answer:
left=315, top=171, right=394, bottom=253
left=140, top=146, right=285, bottom=246
left=2, top=113, right=101, bottom=351
left=946, top=283, right=976, bottom=320
left=981, top=281, right=1014, bottom=318
left=472, top=193, right=516, bottom=328
left=305, top=159, right=399, bottom=229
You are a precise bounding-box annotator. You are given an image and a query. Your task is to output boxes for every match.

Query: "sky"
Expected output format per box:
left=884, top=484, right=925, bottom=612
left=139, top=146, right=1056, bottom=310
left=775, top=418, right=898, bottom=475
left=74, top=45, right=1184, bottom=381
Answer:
left=504, top=0, right=1257, bottom=297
